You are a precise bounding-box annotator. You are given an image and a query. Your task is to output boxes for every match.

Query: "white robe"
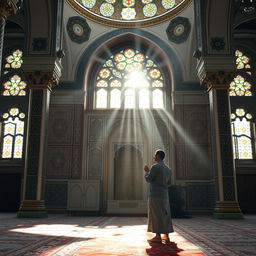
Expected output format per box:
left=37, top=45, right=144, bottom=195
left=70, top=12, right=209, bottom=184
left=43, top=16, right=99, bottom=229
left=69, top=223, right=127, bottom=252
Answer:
left=144, top=161, right=174, bottom=234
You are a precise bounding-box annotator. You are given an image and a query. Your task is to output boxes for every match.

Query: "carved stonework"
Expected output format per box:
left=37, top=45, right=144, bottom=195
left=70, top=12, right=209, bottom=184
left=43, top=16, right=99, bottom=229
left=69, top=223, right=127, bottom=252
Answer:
left=200, top=71, right=236, bottom=89
left=0, top=0, right=18, bottom=20
left=23, top=70, right=61, bottom=89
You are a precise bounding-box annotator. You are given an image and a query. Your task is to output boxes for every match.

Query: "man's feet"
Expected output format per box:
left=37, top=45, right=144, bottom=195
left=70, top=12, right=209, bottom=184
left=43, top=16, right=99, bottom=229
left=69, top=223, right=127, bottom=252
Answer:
left=161, top=234, right=170, bottom=241
left=147, top=235, right=162, bottom=243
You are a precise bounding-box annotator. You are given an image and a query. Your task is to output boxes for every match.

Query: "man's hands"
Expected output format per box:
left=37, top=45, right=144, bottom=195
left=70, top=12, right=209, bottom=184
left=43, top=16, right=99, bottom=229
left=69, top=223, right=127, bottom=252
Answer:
left=144, top=165, right=150, bottom=172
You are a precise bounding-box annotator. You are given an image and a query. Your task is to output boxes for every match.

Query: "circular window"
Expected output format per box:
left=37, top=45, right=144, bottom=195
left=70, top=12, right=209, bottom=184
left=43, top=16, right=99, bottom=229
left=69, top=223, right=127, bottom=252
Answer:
left=67, top=0, right=191, bottom=27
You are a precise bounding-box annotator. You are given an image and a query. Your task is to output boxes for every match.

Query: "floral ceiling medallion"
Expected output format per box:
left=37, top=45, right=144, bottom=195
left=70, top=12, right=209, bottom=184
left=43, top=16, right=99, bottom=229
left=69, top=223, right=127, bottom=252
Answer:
left=66, top=0, right=191, bottom=27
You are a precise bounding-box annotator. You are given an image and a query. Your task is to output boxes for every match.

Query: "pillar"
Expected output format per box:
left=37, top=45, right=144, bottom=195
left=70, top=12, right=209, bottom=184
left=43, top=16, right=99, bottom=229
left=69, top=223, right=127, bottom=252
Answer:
left=202, top=71, right=243, bottom=219
left=17, top=69, right=60, bottom=218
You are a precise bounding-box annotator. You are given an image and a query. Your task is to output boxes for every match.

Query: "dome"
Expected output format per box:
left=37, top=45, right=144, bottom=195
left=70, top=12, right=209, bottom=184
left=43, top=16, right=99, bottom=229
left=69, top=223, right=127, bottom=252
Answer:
left=67, top=0, right=191, bottom=27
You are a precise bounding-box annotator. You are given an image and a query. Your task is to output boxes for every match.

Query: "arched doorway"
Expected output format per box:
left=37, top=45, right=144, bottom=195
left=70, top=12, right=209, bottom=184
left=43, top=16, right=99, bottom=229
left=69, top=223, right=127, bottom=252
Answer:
left=114, top=145, right=143, bottom=200
left=105, top=119, right=149, bottom=214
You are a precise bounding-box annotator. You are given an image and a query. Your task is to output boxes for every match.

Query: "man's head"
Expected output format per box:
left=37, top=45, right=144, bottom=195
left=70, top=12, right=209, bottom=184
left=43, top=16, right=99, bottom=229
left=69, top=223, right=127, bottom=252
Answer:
left=154, top=150, right=165, bottom=162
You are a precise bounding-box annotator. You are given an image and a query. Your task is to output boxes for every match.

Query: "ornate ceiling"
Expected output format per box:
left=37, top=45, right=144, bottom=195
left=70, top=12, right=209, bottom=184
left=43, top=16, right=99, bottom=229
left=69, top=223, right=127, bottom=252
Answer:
left=66, top=0, right=191, bottom=27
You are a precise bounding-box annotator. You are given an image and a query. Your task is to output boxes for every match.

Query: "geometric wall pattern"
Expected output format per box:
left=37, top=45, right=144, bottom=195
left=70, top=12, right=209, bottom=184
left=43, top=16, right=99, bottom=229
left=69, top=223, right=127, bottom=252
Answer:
left=174, top=105, right=213, bottom=180
left=46, top=104, right=83, bottom=179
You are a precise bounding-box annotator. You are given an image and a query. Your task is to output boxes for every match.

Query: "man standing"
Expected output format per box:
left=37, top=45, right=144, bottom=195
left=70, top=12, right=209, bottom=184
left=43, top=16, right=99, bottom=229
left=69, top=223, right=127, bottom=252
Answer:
left=144, top=150, right=173, bottom=243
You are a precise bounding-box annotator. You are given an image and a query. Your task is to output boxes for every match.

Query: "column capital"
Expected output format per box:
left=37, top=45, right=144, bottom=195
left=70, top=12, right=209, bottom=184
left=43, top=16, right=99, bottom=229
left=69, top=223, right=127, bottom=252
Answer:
left=0, top=0, right=18, bottom=20
left=23, top=57, right=62, bottom=89
left=200, top=71, right=236, bottom=90
left=23, top=60, right=62, bottom=90
left=23, top=70, right=60, bottom=90
left=196, top=56, right=236, bottom=90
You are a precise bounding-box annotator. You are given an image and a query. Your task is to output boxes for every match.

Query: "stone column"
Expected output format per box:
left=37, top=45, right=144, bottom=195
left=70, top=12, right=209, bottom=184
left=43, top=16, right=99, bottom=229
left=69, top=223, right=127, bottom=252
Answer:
left=17, top=69, right=60, bottom=218
left=201, top=71, right=243, bottom=219
left=0, top=0, right=19, bottom=77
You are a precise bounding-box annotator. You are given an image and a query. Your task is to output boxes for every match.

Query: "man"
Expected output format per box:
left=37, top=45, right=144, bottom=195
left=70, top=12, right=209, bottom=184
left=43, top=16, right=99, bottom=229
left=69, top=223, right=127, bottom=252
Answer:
left=144, top=149, right=173, bottom=243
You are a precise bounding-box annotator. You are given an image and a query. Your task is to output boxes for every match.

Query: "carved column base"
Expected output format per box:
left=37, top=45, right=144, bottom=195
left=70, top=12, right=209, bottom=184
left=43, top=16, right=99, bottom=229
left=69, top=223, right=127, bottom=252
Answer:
left=17, top=200, right=47, bottom=218
left=213, top=201, right=243, bottom=219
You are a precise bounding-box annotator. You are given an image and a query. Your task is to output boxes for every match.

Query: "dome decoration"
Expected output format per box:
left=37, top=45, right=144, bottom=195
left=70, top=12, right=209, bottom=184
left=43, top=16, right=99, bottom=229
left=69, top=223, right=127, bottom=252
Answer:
left=67, top=0, right=191, bottom=27
left=67, top=16, right=91, bottom=44
left=166, top=16, right=191, bottom=44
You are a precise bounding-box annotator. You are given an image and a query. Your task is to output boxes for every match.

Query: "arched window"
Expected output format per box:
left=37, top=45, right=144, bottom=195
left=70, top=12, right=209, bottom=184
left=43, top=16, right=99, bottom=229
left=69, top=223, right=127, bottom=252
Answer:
left=1, top=108, right=25, bottom=159
left=231, top=108, right=254, bottom=159
left=95, top=48, right=165, bottom=109
left=229, top=49, right=253, bottom=96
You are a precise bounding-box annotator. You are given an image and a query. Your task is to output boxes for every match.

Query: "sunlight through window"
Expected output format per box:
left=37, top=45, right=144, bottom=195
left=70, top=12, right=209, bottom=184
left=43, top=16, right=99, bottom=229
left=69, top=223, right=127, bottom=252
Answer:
left=231, top=109, right=253, bottom=159
left=153, top=89, right=164, bottom=109
left=96, top=89, right=107, bottom=108
left=124, top=89, right=135, bottom=109
left=139, top=89, right=150, bottom=109
left=110, top=89, right=121, bottom=108
left=125, top=71, right=149, bottom=88
left=2, top=108, right=25, bottom=158
left=95, top=48, right=165, bottom=109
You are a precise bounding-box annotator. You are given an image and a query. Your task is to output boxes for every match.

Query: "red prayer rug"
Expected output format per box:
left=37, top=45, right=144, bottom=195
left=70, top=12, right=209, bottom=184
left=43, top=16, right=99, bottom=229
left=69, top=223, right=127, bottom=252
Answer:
left=0, top=215, right=206, bottom=256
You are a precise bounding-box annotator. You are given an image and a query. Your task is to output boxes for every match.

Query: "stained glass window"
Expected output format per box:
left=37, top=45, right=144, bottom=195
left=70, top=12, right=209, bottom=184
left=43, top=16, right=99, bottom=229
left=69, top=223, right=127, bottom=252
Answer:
left=68, top=0, right=188, bottom=27
left=5, top=50, right=23, bottom=69
left=231, top=108, right=253, bottom=159
left=1, top=108, right=25, bottom=159
left=3, top=75, right=27, bottom=96
left=95, top=48, right=165, bottom=109
left=230, top=49, right=253, bottom=96
left=229, top=75, right=252, bottom=96
left=235, top=50, right=251, bottom=70
left=2, top=49, right=26, bottom=96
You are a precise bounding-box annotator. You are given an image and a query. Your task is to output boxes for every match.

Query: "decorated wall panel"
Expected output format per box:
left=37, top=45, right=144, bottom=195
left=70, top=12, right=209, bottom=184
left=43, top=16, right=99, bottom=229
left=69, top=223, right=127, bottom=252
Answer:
left=174, top=104, right=213, bottom=180
left=48, top=105, right=74, bottom=145
left=88, top=145, right=103, bottom=179
left=89, top=118, right=104, bottom=141
left=46, top=146, right=72, bottom=178
left=46, top=104, right=83, bottom=179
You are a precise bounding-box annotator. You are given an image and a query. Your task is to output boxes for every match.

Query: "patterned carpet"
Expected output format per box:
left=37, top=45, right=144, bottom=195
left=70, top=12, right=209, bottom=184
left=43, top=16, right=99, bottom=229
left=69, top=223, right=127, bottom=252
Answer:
left=0, top=214, right=255, bottom=256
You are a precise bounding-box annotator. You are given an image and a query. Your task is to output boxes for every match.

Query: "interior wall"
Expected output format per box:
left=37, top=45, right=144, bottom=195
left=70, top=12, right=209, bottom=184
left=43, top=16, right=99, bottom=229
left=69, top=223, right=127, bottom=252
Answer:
left=44, top=90, right=84, bottom=210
